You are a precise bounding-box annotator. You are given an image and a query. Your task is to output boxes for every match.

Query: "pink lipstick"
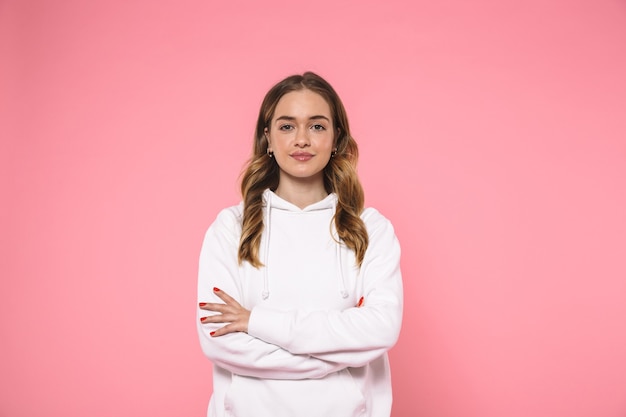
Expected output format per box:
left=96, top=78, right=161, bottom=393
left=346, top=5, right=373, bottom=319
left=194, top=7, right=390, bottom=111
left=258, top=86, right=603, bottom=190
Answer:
left=290, top=152, right=313, bottom=161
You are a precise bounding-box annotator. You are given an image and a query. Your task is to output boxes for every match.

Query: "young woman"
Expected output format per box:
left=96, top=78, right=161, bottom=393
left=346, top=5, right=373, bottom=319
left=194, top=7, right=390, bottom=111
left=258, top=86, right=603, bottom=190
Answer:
left=197, top=72, right=403, bottom=417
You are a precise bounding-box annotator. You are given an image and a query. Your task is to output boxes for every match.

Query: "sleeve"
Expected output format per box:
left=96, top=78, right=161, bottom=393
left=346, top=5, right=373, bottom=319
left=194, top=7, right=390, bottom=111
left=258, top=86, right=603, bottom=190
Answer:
left=196, top=207, right=346, bottom=380
left=247, top=209, right=404, bottom=367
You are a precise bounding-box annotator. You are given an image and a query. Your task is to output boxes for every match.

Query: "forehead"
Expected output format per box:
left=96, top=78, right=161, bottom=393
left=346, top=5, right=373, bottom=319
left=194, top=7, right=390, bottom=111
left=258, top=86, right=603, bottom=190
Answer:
left=272, top=89, right=332, bottom=120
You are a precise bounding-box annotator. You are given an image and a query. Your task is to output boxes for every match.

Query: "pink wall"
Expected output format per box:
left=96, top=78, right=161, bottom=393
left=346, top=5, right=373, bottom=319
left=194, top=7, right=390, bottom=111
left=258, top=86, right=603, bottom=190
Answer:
left=2, top=0, right=626, bottom=416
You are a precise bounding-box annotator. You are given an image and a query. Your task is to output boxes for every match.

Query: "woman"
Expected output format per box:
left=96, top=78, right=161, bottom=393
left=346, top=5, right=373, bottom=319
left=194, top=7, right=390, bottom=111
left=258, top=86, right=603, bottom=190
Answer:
left=197, top=72, right=403, bottom=417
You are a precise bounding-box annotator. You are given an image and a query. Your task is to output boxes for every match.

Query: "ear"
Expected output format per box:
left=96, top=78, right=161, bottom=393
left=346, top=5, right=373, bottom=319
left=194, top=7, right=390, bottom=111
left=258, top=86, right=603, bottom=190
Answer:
left=334, top=127, right=341, bottom=148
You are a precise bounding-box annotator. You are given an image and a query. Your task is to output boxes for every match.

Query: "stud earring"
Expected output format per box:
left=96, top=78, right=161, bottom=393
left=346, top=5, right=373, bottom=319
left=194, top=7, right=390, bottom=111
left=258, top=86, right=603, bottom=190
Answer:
left=267, top=149, right=274, bottom=158
left=331, top=149, right=337, bottom=157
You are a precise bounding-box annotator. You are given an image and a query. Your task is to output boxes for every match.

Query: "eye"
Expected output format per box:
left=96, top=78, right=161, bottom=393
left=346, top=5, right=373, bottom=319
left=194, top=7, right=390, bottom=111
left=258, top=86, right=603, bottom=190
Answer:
left=311, top=124, right=326, bottom=131
left=279, top=124, right=294, bottom=131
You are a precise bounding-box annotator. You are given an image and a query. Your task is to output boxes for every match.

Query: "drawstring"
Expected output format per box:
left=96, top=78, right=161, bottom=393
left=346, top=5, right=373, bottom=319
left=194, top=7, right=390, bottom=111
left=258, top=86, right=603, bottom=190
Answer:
left=262, top=192, right=271, bottom=300
left=332, top=199, right=349, bottom=299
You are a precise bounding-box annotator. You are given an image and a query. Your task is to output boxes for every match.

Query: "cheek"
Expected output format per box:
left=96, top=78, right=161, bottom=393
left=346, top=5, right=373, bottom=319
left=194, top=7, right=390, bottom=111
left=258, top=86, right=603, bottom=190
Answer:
left=269, top=135, right=285, bottom=150
left=319, top=133, right=335, bottom=148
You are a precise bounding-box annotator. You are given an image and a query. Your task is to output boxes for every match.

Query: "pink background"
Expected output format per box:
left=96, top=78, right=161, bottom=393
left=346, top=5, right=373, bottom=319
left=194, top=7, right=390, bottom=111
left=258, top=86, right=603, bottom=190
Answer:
left=2, top=0, right=626, bottom=416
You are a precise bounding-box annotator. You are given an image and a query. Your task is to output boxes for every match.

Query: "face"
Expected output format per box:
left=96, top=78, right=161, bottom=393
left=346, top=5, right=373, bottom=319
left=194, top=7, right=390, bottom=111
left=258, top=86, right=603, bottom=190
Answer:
left=266, top=89, right=336, bottom=190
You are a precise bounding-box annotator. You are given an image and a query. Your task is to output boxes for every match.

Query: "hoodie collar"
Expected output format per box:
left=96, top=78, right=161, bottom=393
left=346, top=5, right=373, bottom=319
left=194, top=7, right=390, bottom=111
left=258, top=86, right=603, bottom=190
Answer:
left=262, top=189, right=337, bottom=212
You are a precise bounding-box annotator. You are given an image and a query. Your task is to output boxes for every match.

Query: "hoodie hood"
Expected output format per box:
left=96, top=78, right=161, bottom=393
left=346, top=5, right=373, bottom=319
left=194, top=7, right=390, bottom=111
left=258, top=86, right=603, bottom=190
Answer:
left=261, top=189, right=348, bottom=300
left=262, top=188, right=337, bottom=212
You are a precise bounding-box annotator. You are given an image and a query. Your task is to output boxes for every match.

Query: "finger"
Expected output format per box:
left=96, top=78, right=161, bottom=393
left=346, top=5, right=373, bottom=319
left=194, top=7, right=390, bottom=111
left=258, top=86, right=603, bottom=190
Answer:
left=213, top=287, right=241, bottom=307
left=209, top=326, right=231, bottom=337
left=198, top=302, right=229, bottom=312
left=210, top=327, right=226, bottom=337
left=356, top=296, right=364, bottom=307
left=209, top=323, right=239, bottom=337
left=199, top=312, right=239, bottom=324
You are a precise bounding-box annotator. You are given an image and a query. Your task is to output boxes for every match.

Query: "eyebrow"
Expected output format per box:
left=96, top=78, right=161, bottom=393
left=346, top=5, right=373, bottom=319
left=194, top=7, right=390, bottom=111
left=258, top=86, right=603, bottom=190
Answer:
left=274, top=115, right=331, bottom=123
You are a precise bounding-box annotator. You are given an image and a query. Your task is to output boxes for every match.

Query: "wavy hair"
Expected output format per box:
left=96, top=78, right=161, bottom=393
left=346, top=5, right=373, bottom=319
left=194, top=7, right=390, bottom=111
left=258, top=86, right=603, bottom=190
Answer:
left=238, top=72, right=368, bottom=268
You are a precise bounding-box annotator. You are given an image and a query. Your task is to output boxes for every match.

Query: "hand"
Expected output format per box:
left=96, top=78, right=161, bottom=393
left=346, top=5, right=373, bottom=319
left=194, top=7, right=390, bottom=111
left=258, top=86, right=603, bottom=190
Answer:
left=199, top=287, right=251, bottom=337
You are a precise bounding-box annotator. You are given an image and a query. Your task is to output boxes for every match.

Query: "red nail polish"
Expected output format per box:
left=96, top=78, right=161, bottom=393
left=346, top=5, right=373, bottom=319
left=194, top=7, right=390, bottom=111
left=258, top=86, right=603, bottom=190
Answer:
left=210, top=331, right=216, bottom=336
left=213, top=287, right=220, bottom=292
left=199, top=302, right=207, bottom=307
left=357, top=297, right=364, bottom=307
left=199, top=317, right=205, bottom=323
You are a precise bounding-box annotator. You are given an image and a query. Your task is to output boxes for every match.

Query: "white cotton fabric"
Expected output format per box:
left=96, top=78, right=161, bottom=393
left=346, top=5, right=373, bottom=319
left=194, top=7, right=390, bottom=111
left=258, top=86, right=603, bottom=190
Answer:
left=197, top=189, right=403, bottom=417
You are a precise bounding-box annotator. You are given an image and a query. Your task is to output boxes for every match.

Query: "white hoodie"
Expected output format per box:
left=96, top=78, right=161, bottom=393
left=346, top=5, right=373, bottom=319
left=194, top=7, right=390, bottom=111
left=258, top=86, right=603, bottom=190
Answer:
left=197, top=189, right=403, bottom=417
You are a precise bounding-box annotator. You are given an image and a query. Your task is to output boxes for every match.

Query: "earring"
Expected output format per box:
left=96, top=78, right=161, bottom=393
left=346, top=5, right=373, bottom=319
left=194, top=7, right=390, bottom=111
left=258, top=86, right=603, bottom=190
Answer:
left=331, top=149, right=337, bottom=157
left=265, top=129, right=273, bottom=157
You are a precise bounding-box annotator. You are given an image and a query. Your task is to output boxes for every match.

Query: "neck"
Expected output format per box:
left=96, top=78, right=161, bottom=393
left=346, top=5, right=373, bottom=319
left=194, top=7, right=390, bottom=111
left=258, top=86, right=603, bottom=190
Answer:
left=274, top=179, right=328, bottom=209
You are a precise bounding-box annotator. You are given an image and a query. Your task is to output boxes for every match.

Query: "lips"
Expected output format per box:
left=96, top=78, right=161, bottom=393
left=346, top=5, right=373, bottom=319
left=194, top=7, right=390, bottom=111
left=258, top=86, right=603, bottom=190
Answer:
left=290, top=152, right=313, bottom=161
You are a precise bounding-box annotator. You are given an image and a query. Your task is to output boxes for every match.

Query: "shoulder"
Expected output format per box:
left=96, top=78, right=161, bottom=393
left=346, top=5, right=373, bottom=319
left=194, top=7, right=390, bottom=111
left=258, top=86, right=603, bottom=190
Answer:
left=361, top=207, right=400, bottom=247
left=205, top=202, right=244, bottom=241
left=361, top=207, right=395, bottom=231
left=214, top=202, right=244, bottom=225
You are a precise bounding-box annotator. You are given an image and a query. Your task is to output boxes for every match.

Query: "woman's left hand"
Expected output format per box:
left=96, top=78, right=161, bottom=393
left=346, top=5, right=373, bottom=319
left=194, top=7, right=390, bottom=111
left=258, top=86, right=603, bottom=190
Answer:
left=199, top=287, right=250, bottom=337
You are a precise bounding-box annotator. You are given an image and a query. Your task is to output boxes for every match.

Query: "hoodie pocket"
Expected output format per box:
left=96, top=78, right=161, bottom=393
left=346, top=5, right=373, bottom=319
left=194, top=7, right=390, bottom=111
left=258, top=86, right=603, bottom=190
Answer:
left=223, top=370, right=366, bottom=417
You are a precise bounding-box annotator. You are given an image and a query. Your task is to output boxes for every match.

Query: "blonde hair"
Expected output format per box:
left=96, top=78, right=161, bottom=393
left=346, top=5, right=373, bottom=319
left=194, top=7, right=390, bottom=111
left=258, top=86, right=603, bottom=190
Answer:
left=238, top=72, right=368, bottom=268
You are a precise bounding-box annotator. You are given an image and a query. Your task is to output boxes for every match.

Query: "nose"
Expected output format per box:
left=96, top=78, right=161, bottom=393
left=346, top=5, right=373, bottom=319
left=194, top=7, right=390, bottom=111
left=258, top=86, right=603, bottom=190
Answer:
left=294, top=127, right=310, bottom=147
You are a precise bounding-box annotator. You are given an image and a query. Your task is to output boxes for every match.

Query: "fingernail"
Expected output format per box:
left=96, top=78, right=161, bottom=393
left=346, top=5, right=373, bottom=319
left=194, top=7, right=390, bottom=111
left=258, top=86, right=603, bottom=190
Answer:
left=199, top=317, right=205, bottom=323
left=213, top=287, right=220, bottom=292
left=210, top=331, right=216, bottom=336
left=357, top=297, right=364, bottom=307
left=199, top=302, right=207, bottom=307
